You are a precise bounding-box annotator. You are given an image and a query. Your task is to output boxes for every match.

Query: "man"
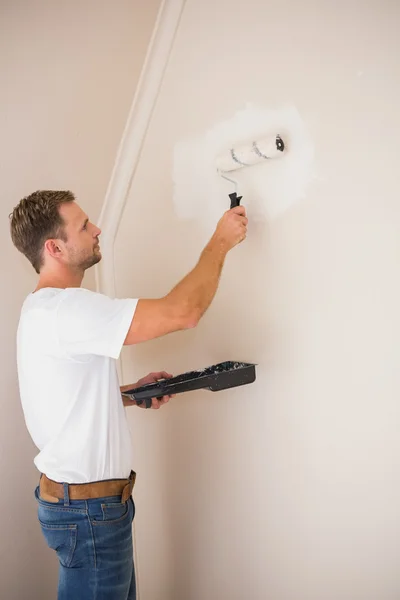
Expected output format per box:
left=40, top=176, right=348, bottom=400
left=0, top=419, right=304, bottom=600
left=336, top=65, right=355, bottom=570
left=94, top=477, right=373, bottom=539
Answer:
left=9, top=189, right=247, bottom=600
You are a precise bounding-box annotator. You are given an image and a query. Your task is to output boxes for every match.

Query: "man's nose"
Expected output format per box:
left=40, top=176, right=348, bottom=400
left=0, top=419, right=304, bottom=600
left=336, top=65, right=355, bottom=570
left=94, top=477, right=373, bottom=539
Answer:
left=93, top=225, right=101, bottom=237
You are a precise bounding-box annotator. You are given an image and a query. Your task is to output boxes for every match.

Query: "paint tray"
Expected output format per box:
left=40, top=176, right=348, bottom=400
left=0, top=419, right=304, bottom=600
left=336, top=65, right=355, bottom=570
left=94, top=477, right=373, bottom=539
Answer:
left=123, top=361, right=257, bottom=407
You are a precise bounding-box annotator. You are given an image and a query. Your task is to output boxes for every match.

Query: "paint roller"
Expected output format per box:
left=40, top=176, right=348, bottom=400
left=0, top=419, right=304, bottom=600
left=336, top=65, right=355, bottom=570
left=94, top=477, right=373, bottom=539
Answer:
left=217, top=134, right=285, bottom=208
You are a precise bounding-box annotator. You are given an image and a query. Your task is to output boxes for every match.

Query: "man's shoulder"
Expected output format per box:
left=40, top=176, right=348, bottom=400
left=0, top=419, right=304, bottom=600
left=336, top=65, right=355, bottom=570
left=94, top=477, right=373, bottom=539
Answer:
left=21, top=288, right=62, bottom=310
left=20, top=287, right=96, bottom=314
left=27, top=287, right=104, bottom=303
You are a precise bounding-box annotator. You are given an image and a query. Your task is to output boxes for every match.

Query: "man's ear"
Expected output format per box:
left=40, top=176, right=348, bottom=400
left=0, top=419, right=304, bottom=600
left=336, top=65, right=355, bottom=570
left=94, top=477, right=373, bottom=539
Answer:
left=44, top=239, right=63, bottom=260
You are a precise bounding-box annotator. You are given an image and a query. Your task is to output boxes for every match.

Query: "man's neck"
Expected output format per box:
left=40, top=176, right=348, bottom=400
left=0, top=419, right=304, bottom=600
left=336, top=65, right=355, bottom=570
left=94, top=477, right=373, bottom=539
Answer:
left=35, top=270, right=84, bottom=292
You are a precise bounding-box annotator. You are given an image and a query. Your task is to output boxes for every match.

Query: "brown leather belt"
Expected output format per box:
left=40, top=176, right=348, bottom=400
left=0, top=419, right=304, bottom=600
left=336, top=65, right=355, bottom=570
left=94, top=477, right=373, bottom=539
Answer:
left=39, top=470, right=136, bottom=504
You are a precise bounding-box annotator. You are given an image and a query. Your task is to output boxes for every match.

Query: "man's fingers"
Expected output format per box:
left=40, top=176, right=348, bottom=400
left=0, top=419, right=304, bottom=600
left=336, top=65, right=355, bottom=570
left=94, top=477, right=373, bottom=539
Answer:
left=149, top=395, right=171, bottom=409
left=152, top=371, right=173, bottom=381
left=230, top=205, right=246, bottom=217
left=160, top=371, right=173, bottom=379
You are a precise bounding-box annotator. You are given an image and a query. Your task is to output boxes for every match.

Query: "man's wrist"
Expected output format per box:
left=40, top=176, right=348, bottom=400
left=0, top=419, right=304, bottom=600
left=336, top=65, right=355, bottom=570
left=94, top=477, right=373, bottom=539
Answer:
left=205, top=234, right=229, bottom=258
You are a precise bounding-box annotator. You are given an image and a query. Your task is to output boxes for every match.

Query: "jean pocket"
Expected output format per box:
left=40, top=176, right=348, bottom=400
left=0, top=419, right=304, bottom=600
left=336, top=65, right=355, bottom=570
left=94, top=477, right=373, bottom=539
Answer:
left=91, top=500, right=131, bottom=526
left=39, top=522, right=77, bottom=567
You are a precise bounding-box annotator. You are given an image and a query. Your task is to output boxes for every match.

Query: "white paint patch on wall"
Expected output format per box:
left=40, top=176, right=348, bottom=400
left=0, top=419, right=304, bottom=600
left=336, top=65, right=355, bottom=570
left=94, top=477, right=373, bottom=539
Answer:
left=173, top=104, right=315, bottom=225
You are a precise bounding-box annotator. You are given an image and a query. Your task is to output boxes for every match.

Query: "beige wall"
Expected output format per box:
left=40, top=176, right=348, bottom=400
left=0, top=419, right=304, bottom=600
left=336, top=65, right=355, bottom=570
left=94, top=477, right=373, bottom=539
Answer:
left=0, top=1, right=160, bottom=598
left=116, top=1, right=400, bottom=599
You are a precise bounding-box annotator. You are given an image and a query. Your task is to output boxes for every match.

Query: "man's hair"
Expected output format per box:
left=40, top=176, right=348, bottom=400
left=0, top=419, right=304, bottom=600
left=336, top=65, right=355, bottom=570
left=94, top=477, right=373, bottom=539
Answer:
left=9, top=190, right=75, bottom=274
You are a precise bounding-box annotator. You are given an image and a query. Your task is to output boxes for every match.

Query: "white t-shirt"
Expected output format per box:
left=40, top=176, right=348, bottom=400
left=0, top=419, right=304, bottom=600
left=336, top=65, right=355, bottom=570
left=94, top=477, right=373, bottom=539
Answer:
left=16, top=287, right=138, bottom=483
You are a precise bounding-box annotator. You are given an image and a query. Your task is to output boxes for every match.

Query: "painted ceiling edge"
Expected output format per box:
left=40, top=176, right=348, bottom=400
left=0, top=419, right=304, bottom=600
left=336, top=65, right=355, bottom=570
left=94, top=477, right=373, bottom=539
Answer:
left=95, top=0, right=187, bottom=298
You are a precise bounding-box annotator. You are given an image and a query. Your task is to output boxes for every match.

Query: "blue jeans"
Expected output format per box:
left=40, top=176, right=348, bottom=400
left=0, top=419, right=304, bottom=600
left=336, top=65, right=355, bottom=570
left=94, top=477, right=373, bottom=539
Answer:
left=35, top=484, right=136, bottom=600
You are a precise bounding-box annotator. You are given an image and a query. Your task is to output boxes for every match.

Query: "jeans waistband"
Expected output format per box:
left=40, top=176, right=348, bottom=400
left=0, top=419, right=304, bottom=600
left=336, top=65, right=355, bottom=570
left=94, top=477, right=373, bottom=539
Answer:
left=39, top=471, right=136, bottom=505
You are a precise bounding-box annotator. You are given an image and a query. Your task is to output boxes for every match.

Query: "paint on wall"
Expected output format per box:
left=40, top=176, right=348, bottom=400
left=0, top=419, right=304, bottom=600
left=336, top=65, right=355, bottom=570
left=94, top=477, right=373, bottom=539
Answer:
left=173, top=104, right=315, bottom=225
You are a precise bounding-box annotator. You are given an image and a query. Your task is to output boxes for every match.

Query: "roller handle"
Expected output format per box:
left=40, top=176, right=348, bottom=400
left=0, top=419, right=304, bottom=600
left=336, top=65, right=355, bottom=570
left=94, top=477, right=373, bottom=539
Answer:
left=229, top=192, right=242, bottom=209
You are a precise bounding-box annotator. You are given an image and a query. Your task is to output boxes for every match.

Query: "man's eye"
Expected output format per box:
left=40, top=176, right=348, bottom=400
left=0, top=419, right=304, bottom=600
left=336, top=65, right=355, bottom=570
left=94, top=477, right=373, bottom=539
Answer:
left=83, top=223, right=87, bottom=230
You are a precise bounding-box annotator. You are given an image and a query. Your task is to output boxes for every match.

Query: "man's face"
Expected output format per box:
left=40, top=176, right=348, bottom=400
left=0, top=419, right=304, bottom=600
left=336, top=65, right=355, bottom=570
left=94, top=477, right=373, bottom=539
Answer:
left=58, top=202, right=102, bottom=271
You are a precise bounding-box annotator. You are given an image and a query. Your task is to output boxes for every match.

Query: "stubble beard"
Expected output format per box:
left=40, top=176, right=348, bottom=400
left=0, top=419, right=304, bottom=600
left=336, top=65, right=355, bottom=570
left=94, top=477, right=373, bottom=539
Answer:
left=80, top=248, right=102, bottom=271
left=70, top=246, right=102, bottom=273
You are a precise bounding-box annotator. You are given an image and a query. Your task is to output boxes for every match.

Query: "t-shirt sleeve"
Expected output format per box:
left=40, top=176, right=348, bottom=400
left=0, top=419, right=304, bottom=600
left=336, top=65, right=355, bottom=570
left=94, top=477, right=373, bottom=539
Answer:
left=56, top=288, right=138, bottom=359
